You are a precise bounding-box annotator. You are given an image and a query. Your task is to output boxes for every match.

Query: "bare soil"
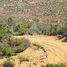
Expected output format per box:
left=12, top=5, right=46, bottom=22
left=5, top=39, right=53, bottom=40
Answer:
left=0, top=35, right=67, bottom=67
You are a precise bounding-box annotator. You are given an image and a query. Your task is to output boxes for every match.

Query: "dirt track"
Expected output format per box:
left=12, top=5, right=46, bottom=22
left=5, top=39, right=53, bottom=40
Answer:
left=13, top=35, right=67, bottom=67
left=0, top=35, right=67, bottom=67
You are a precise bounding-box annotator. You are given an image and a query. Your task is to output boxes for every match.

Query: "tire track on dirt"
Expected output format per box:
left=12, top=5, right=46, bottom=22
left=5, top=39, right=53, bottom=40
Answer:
left=44, top=44, right=65, bottom=62
left=13, top=35, right=67, bottom=63
left=35, top=42, right=65, bottom=62
left=27, top=36, right=67, bottom=62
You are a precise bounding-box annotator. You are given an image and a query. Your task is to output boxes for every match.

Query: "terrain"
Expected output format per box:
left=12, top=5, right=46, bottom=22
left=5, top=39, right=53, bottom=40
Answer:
left=0, top=35, right=67, bottom=67
left=0, top=0, right=67, bottom=24
left=0, top=0, right=67, bottom=67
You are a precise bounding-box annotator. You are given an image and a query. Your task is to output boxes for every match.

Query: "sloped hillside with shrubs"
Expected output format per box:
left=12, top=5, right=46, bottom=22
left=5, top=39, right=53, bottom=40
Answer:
left=0, top=0, right=67, bottom=67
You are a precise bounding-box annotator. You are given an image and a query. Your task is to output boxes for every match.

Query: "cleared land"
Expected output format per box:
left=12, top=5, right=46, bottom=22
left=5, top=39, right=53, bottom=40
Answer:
left=2, top=35, right=66, bottom=67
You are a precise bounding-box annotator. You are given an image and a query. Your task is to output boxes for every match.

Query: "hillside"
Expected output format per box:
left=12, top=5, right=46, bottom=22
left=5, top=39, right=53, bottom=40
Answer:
left=0, top=0, right=67, bottom=23
left=0, top=0, right=67, bottom=67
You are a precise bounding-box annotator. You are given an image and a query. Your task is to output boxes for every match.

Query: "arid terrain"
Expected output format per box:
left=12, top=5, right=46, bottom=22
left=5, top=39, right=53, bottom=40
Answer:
left=0, top=35, right=67, bottom=67
left=0, top=0, right=67, bottom=24
left=0, top=0, right=67, bottom=67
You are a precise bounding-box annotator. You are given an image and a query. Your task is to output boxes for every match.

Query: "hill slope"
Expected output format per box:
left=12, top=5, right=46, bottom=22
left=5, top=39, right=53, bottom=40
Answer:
left=0, top=0, right=67, bottom=23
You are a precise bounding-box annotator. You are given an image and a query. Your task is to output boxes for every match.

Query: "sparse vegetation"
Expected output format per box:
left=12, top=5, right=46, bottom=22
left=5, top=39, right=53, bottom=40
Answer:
left=41, top=65, right=45, bottom=67
left=0, top=24, right=8, bottom=41
left=33, top=43, right=44, bottom=49
left=41, top=64, right=66, bottom=67
left=0, top=0, right=67, bottom=67
left=33, top=43, right=46, bottom=52
left=0, top=16, right=67, bottom=36
left=15, top=20, right=32, bottom=35
left=3, top=58, right=14, bottom=67
left=3, top=61, right=14, bottom=67
left=0, top=36, right=30, bottom=57
left=19, top=56, right=29, bottom=63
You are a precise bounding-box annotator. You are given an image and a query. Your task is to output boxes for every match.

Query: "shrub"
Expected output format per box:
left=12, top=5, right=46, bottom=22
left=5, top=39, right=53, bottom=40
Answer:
left=33, top=43, right=44, bottom=49
left=45, top=64, right=55, bottom=67
left=33, top=43, right=46, bottom=52
left=3, top=60, right=14, bottom=67
left=41, top=65, right=45, bottom=67
left=7, top=17, right=16, bottom=34
left=36, top=22, right=67, bottom=36
left=19, top=56, right=29, bottom=63
left=44, top=64, right=66, bottom=67
left=11, top=37, right=30, bottom=53
left=2, top=48, right=15, bottom=57
left=14, top=43, right=26, bottom=53
left=0, top=24, right=8, bottom=41
left=27, top=22, right=42, bottom=35
left=0, top=36, right=30, bottom=57
left=15, top=20, right=32, bottom=35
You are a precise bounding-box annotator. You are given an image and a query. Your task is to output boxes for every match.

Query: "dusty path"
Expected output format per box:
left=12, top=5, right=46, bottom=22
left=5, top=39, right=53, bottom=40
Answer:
left=13, top=35, right=67, bottom=67
left=0, top=35, right=67, bottom=67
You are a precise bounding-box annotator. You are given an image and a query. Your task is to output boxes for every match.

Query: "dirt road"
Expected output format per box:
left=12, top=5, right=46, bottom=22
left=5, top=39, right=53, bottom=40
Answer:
left=13, top=35, right=67, bottom=67
left=0, top=35, right=67, bottom=67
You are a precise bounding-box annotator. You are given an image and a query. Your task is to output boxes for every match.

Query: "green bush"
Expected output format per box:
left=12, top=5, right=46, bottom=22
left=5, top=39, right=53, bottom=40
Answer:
left=0, top=24, right=8, bottom=41
left=33, top=43, right=44, bottom=49
left=0, top=16, right=67, bottom=36
left=33, top=43, right=46, bottom=52
left=19, top=56, right=29, bottom=63
left=3, top=61, right=14, bottom=67
left=41, top=65, right=45, bottom=67
left=14, top=43, right=26, bottom=53
left=42, top=64, right=66, bottom=67
left=10, top=37, right=30, bottom=53
left=45, top=64, right=55, bottom=67
left=2, top=48, right=15, bottom=57
left=15, top=20, right=32, bottom=35
left=0, top=36, right=30, bottom=57
left=36, top=22, right=67, bottom=36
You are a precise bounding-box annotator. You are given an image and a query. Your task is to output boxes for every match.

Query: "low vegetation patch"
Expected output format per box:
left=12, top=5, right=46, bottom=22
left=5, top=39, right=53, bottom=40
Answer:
left=3, top=61, right=14, bottom=67
left=41, top=64, right=66, bottom=67
left=33, top=43, right=46, bottom=52
left=0, top=17, right=67, bottom=42
left=3, top=58, right=14, bottom=67
left=0, top=36, right=30, bottom=57
left=19, top=56, right=29, bottom=63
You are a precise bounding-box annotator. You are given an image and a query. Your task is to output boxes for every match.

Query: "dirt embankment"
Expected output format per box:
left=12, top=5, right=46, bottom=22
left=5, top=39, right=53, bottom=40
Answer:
left=0, top=35, right=67, bottom=67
